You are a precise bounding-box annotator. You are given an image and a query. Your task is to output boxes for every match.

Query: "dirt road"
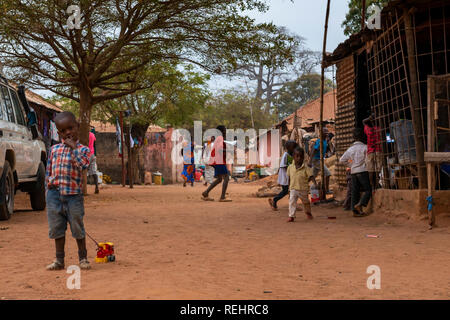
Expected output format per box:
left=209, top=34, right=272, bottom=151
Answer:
left=0, top=183, right=449, bottom=299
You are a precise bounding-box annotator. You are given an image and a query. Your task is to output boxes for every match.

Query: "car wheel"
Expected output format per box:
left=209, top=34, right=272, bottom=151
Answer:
left=30, top=162, right=46, bottom=211
left=0, top=161, right=14, bottom=220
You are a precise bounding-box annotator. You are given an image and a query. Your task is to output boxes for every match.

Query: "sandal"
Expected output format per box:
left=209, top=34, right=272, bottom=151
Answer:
left=79, top=258, right=91, bottom=270
left=46, top=260, right=65, bottom=271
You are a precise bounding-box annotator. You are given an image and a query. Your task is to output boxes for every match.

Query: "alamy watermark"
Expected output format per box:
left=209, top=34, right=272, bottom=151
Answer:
left=66, top=265, right=81, bottom=290
left=171, top=121, right=280, bottom=170
left=366, top=265, right=381, bottom=290
left=367, top=4, right=382, bottom=30
left=67, top=5, right=81, bottom=30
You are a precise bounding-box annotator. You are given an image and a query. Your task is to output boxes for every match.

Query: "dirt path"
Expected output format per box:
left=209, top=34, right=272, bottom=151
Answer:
left=0, top=183, right=449, bottom=299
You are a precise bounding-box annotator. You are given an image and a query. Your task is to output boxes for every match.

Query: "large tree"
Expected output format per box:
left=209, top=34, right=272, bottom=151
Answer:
left=198, top=89, right=274, bottom=130
left=0, top=0, right=293, bottom=144
left=342, top=0, right=389, bottom=36
left=275, top=73, right=333, bottom=119
left=54, top=61, right=209, bottom=183
left=232, top=28, right=320, bottom=113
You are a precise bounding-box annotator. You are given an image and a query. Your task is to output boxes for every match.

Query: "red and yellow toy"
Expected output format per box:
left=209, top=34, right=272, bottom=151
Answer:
left=95, top=242, right=115, bottom=263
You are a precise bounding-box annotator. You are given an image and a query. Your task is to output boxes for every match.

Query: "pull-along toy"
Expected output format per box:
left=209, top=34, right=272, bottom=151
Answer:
left=86, top=232, right=116, bottom=263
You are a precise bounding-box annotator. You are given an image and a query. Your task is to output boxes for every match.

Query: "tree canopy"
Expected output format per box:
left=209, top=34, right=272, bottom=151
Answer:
left=274, top=73, right=333, bottom=119
left=198, top=89, right=275, bottom=130
left=0, top=0, right=295, bottom=143
left=342, top=0, right=389, bottom=36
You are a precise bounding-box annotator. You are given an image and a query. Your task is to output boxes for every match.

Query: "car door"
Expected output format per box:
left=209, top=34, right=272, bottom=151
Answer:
left=0, top=84, right=25, bottom=177
left=9, top=88, right=37, bottom=177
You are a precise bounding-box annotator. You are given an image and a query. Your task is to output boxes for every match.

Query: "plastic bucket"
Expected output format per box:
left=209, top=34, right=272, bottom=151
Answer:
left=153, top=172, right=163, bottom=185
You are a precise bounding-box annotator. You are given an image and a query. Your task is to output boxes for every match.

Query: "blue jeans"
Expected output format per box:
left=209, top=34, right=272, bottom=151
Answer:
left=46, top=188, right=85, bottom=239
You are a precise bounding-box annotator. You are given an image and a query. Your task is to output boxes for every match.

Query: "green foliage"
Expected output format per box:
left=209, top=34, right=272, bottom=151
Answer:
left=274, top=73, right=333, bottom=119
left=0, top=0, right=296, bottom=144
left=50, top=62, right=210, bottom=136
left=342, top=0, right=389, bottom=36
left=198, top=89, right=275, bottom=130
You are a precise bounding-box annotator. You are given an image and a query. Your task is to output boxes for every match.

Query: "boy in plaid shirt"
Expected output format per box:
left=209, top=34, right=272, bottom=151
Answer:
left=45, top=112, right=91, bottom=270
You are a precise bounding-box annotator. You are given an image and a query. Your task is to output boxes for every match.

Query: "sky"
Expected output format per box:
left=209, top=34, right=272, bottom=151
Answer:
left=208, top=0, right=350, bottom=91
left=35, top=0, right=350, bottom=98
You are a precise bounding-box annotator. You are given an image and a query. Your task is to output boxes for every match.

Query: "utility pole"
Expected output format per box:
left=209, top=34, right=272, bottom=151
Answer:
left=362, top=0, right=367, bottom=30
left=119, top=111, right=126, bottom=187
left=319, top=0, right=331, bottom=200
left=127, top=119, right=134, bottom=189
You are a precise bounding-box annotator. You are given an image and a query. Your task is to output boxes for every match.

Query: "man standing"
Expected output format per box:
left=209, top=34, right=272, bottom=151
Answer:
left=363, top=114, right=382, bottom=189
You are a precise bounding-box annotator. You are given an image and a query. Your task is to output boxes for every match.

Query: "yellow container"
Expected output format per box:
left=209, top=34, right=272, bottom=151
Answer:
left=95, top=256, right=108, bottom=263
left=153, top=174, right=162, bottom=185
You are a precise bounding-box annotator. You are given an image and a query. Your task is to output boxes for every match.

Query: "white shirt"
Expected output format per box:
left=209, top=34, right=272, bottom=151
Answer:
left=277, top=152, right=289, bottom=186
left=339, top=141, right=367, bottom=174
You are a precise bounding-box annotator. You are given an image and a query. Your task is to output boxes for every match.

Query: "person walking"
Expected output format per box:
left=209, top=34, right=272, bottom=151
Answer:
left=268, top=140, right=298, bottom=211
left=201, top=125, right=231, bottom=202
left=203, top=137, right=215, bottom=186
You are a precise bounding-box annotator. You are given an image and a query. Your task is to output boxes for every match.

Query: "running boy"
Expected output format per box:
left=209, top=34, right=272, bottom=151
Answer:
left=286, top=146, right=315, bottom=222
left=45, top=111, right=91, bottom=270
left=268, top=140, right=298, bottom=211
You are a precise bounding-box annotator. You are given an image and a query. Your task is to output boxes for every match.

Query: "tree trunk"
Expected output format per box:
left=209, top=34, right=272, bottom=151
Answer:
left=130, top=147, right=143, bottom=184
left=254, top=63, right=264, bottom=109
left=124, top=123, right=149, bottom=186
left=78, top=86, right=93, bottom=146
left=78, top=85, right=93, bottom=195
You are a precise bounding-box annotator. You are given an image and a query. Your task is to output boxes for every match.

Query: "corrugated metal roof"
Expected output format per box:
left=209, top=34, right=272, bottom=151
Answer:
left=9, top=82, right=62, bottom=112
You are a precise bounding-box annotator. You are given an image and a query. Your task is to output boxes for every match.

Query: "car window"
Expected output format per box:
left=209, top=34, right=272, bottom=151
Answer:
left=0, top=84, right=6, bottom=121
left=0, top=85, right=16, bottom=123
left=9, top=88, right=26, bottom=126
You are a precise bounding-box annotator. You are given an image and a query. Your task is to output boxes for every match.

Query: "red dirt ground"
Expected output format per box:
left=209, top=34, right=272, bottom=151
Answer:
left=0, top=183, right=449, bottom=299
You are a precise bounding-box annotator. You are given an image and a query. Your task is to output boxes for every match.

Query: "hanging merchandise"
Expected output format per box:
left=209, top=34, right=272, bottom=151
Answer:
left=50, top=120, right=59, bottom=142
left=116, top=117, right=122, bottom=156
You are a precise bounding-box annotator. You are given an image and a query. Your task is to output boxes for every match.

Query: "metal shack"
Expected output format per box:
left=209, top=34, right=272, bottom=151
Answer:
left=324, top=0, right=450, bottom=222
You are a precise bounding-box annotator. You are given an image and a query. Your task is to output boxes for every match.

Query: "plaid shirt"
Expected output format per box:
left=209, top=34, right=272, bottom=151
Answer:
left=46, top=143, right=90, bottom=195
left=364, top=125, right=382, bottom=153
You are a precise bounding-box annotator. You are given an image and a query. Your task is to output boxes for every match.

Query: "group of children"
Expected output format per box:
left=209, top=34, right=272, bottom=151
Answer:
left=268, top=117, right=380, bottom=220
left=44, top=111, right=380, bottom=269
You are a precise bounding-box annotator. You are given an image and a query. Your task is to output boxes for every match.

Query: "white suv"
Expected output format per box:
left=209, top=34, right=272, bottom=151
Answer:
left=0, top=77, right=47, bottom=220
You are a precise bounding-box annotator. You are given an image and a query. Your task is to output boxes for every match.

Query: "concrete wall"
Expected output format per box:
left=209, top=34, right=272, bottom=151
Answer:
left=371, top=189, right=450, bottom=221
left=143, top=128, right=183, bottom=184
left=96, top=128, right=182, bottom=184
